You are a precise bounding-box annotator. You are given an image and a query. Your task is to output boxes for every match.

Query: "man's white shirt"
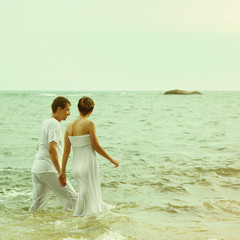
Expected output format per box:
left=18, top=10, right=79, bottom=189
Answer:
left=31, top=118, right=63, bottom=173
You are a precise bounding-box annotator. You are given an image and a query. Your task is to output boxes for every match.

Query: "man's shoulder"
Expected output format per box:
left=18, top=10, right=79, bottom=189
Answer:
left=42, top=118, right=60, bottom=129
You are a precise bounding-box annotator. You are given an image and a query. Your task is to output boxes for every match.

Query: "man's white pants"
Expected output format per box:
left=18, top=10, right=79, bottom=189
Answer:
left=29, top=172, right=77, bottom=212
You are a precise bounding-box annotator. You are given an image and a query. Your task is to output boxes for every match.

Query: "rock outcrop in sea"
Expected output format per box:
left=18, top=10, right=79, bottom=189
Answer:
left=164, top=89, right=202, bottom=95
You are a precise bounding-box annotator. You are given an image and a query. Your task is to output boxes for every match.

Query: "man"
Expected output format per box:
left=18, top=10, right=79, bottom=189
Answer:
left=29, top=96, right=77, bottom=212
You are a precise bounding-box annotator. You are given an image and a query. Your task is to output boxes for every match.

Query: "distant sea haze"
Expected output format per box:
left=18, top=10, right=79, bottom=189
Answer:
left=0, top=91, right=240, bottom=240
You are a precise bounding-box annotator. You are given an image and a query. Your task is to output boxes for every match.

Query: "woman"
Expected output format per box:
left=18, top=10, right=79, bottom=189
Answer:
left=58, top=96, right=119, bottom=217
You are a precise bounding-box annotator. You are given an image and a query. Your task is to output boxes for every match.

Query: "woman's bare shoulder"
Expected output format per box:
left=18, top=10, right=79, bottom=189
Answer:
left=66, top=121, right=75, bottom=128
left=86, top=119, right=95, bottom=127
left=65, top=121, right=75, bottom=133
left=87, top=119, right=94, bottom=124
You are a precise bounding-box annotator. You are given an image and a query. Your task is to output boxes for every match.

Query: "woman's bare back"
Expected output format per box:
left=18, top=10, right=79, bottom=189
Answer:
left=67, top=118, right=91, bottom=136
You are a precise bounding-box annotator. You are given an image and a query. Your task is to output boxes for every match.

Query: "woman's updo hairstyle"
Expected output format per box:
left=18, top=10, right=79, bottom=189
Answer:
left=78, top=96, right=95, bottom=116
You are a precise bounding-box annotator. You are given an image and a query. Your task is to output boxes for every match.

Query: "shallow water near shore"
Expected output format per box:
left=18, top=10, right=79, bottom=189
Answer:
left=0, top=91, right=240, bottom=240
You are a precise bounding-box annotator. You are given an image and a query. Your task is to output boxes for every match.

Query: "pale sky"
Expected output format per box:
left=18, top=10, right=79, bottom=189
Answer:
left=1, top=0, right=240, bottom=91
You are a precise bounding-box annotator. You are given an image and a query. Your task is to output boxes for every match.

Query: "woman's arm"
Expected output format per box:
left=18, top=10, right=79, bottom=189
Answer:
left=89, top=121, right=119, bottom=167
left=58, top=129, right=71, bottom=186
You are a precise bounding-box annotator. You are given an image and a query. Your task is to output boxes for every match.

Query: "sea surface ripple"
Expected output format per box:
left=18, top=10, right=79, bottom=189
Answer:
left=0, top=91, right=240, bottom=240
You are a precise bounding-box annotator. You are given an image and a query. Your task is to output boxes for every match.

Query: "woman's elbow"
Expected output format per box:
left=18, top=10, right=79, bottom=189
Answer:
left=92, top=143, right=101, bottom=152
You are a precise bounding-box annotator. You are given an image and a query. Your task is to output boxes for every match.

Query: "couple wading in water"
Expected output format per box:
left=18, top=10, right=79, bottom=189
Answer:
left=28, top=96, right=119, bottom=217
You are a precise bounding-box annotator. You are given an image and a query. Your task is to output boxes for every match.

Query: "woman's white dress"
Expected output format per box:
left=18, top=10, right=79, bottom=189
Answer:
left=69, top=134, right=108, bottom=216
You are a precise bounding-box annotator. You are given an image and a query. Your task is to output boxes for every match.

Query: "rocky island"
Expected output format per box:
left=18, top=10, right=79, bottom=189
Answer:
left=164, top=89, right=202, bottom=95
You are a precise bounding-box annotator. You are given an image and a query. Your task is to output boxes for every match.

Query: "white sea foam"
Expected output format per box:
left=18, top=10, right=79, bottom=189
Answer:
left=95, top=230, right=127, bottom=240
left=64, top=93, right=94, bottom=97
left=96, top=210, right=127, bottom=221
left=2, top=188, right=31, bottom=197
left=63, top=238, right=88, bottom=240
left=120, top=92, right=136, bottom=96
left=39, top=93, right=93, bottom=97
left=39, top=93, right=57, bottom=96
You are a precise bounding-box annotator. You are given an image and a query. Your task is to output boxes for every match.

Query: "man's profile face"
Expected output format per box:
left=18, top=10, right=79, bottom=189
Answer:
left=61, top=104, right=71, bottom=120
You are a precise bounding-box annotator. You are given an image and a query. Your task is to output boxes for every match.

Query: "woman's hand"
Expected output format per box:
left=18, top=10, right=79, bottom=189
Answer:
left=111, top=158, right=119, bottom=168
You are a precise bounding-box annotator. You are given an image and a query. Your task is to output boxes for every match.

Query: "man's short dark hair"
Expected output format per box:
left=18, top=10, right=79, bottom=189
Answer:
left=51, top=97, right=71, bottom=113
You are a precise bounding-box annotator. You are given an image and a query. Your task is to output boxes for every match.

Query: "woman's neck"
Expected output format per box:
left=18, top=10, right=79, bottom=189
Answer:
left=79, top=113, right=90, bottom=119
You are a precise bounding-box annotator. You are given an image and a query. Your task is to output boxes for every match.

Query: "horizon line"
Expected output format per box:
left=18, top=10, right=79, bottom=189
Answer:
left=0, top=89, right=240, bottom=92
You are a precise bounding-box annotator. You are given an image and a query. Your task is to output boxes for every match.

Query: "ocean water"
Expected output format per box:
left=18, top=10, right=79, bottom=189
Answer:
left=0, top=91, right=240, bottom=240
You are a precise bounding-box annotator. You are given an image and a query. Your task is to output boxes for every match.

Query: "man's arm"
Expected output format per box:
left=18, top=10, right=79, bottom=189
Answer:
left=48, top=141, right=61, bottom=174
left=58, top=130, right=71, bottom=187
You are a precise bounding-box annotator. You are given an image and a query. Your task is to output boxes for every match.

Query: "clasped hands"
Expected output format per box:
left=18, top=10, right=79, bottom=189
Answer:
left=58, top=172, right=67, bottom=187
